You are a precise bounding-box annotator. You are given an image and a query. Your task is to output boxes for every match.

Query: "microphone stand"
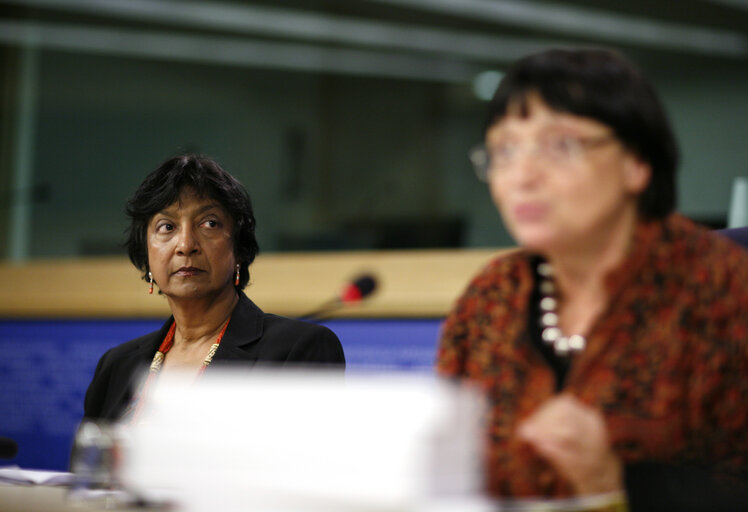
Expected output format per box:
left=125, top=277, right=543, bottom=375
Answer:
left=298, top=274, right=378, bottom=322
left=297, top=298, right=346, bottom=322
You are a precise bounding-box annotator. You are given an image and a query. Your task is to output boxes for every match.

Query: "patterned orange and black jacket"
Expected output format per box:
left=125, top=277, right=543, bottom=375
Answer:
left=437, top=214, right=748, bottom=498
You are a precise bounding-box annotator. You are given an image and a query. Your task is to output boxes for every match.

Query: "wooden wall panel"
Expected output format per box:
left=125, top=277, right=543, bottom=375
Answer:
left=0, top=249, right=510, bottom=318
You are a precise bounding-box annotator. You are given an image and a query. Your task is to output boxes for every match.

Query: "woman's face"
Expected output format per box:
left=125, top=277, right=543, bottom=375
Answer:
left=486, top=94, right=650, bottom=255
left=146, top=187, right=237, bottom=300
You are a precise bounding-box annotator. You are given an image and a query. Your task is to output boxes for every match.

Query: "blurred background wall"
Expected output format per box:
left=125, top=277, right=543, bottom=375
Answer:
left=1, top=0, right=747, bottom=261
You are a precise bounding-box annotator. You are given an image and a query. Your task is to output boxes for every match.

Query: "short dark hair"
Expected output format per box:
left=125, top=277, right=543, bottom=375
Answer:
left=125, top=154, right=259, bottom=290
left=486, top=48, right=678, bottom=219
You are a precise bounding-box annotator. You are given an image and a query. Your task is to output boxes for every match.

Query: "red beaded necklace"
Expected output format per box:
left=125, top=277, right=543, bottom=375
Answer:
left=149, top=319, right=230, bottom=376
left=128, top=318, right=230, bottom=423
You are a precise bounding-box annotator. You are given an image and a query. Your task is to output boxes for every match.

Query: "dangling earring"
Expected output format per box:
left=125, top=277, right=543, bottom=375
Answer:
left=148, top=271, right=154, bottom=294
left=234, top=264, right=241, bottom=286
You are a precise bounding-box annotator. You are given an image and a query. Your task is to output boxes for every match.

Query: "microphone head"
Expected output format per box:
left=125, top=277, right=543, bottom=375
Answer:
left=0, top=437, right=18, bottom=459
left=340, top=274, right=377, bottom=303
left=352, top=274, right=377, bottom=297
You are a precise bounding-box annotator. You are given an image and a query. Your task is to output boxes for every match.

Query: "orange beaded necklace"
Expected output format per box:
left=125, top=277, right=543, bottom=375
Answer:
left=128, top=319, right=230, bottom=423
left=149, top=320, right=229, bottom=377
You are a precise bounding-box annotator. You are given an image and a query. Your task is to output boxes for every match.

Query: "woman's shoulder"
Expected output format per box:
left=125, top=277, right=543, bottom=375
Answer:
left=96, top=328, right=164, bottom=367
left=262, top=313, right=339, bottom=339
left=234, top=293, right=338, bottom=341
left=660, top=215, right=748, bottom=276
left=259, top=313, right=345, bottom=365
left=465, top=248, right=532, bottom=295
left=263, top=313, right=329, bottom=332
left=653, top=215, right=748, bottom=309
left=443, top=249, right=533, bottom=320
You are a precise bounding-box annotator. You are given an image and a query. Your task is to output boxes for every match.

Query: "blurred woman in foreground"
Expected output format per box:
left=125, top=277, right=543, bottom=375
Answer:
left=438, top=49, right=747, bottom=511
left=84, top=155, right=344, bottom=422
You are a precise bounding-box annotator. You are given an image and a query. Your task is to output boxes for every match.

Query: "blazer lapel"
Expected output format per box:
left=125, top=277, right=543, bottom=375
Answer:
left=211, top=292, right=265, bottom=363
left=101, top=319, right=171, bottom=419
left=135, top=320, right=171, bottom=360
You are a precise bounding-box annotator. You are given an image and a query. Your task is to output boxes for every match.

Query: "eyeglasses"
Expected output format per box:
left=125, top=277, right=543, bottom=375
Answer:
left=469, top=134, right=617, bottom=182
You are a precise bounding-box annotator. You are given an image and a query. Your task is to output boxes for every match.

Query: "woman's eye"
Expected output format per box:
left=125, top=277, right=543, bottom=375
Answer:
left=202, top=219, right=219, bottom=229
left=156, top=223, right=174, bottom=233
left=490, top=142, right=517, bottom=165
left=545, top=136, right=576, bottom=156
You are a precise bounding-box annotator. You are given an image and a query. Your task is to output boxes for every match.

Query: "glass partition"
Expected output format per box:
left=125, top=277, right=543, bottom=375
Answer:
left=2, top=0, right=748, bottom=261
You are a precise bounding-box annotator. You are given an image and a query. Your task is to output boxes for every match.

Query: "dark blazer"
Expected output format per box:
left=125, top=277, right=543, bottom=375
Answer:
left=83, top=293, right=345, bottom=421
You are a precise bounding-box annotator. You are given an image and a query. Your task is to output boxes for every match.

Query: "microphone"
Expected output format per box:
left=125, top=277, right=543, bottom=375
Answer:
left=340, top=274, right=377, bottom=303
left=0, top=437, right=18, bottom=459
left=300, top=274, right=378, bottom=321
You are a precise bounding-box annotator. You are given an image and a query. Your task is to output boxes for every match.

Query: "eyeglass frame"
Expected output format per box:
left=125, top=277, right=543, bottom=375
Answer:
left=468, top=134, right=618, bottom=182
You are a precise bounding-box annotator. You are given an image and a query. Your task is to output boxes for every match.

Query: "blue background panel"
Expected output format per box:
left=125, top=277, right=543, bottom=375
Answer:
left=0, top=318, right=442, bottom=470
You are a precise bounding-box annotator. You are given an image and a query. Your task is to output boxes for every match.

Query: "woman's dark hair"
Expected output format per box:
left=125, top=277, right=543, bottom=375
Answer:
left=126, top=154, right=259, bottom=290
left=486, top=48, right=678, bottom=219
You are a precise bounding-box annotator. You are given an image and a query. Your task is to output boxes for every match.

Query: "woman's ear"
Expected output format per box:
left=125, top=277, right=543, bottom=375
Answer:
left=624, top=155, right=651, bottom=195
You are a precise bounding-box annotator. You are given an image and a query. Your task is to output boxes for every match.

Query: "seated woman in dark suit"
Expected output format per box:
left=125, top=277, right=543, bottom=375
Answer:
left=84, top=154, right=344, bottom=422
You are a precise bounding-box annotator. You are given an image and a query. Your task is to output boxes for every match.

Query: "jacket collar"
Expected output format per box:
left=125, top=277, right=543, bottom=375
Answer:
left=211, top=292, right=264, bottom=362
left=134, top=317, right=172, bottom=362
left=135, top=292, right=264, bottom=363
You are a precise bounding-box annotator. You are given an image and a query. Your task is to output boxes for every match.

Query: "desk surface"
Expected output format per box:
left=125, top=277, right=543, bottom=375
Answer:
left=0, top=484, right=629, bottom=512
left=0, top=485, right=143, bottom=512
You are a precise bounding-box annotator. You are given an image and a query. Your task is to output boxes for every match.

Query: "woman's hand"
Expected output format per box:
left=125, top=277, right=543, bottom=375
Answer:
left=517, top=394, right=624, bottom=495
